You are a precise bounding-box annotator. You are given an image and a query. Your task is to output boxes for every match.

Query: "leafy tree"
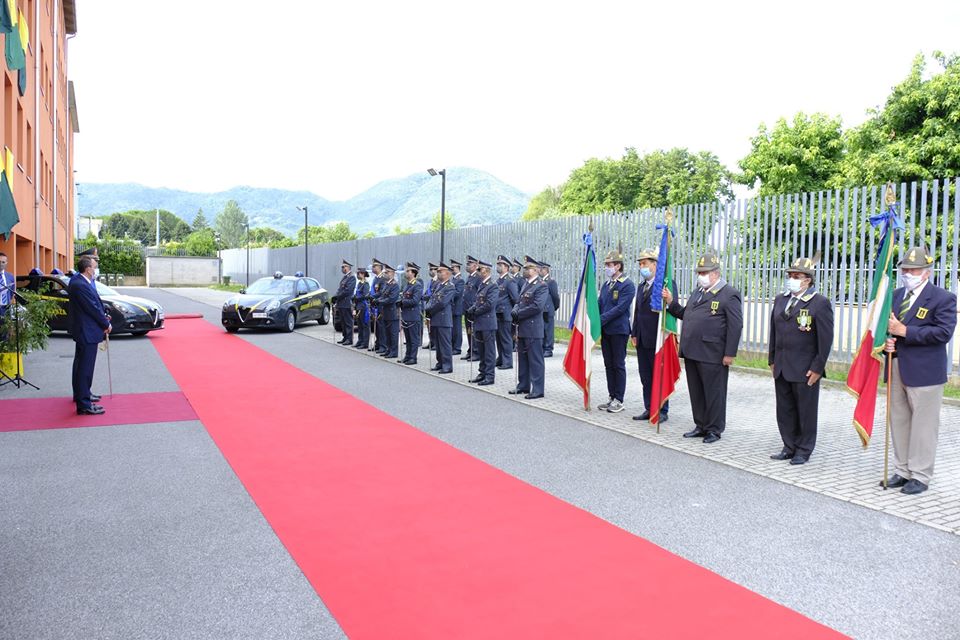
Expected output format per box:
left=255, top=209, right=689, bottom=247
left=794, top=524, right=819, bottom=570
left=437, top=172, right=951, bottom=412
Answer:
left=184, top=229, right=217, bottom=256
left=295, top=222, right=359, bottom=245
left=192, top=208, right=209, bottom=231
left=428, top=211, right=458, bottom=231
left=102, top=214, right=129, bottom=238
left=126, top=217, right=151, bottom=244
left=522, top=186, right=563, bottom=221
left=393, top=224, right=414, bottom=235
left=214, top=200, right=250, bottom=248
left=361, top=231, right=376, bottom=239
left=248, top=227, right=290, bottom=247
left=737, top=112, right=845, bottom=196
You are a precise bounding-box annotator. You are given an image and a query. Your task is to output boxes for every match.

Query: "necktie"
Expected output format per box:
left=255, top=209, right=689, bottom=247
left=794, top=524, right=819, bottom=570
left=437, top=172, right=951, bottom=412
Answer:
left=898, top=291, right=914, bottom=320
left=785, top=297, right=797, bottom=315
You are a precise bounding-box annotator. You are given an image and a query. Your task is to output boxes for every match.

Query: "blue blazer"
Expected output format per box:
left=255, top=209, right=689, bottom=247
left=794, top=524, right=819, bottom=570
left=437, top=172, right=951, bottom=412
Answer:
left=892, top=283, right=957, bottom=386
left=67, top=274, right=110, bottom=344
left=598, top=276, right=636, bottom=335
left=352, top=280, right=370, bottom=317
left=425, top=280, right=455, bottom=328
left=631, top=279, right=677, bottom=349
left=463, top=271, right=481, bottom=314
left=451, top=275, right=465, bottom=315
left=400, top=279, right=424, bottom=322
left=335, top=273, right=356, bottom=309
left=469, top=278, right=499, bottom=331
left=512, top=277, right=548, bottom=338
left=375, top=279, right=400, bottom=321
left=495, top=275, right=519, bottom=316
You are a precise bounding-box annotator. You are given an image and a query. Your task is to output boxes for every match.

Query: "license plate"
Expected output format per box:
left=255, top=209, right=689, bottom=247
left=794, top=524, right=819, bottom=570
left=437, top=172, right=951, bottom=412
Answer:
left=252, top=312, right=268, bottom=318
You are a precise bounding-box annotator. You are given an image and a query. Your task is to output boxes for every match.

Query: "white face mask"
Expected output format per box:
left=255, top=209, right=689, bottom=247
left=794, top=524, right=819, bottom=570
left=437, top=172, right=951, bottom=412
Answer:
left=786, top=277, right=804, bottom=293
left=604, top=266, right=617, bottom=279
left=93, top=267, right=101, bottom=279
left=902, top=273, right=924, bottom=291
left=697, top=274, right=712, bottom=289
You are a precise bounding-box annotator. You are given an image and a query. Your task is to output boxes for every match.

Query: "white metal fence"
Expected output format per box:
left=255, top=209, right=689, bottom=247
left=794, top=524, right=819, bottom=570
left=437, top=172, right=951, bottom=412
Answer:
left=222, top=178, right=960, bottom=373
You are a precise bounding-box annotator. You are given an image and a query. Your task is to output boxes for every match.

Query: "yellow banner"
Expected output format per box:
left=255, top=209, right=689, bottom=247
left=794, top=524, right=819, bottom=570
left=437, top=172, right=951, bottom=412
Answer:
left=4, top=147, right=14, bottom=190
left=18, top=8, right=28, bottom=48
left=7, top=0, right=16, bottom=27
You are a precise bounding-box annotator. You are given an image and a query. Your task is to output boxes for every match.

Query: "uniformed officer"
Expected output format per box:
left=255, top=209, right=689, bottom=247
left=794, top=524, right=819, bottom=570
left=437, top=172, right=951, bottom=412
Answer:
left=450, top=259, right=465, bottom=355
left=768, top=257, right=834, bottom=464
left=597, top=249, right=636, bottom=413
left=375, top=263, right=400, bottom=359
left=370, top=259, right=384, bottom=352
left=335, top=259, right=357, bottom=344
left=400, top=262, right=424, bottom=365
left=882, top=246, right=958, bottom=494
left=663, top=251, right=743, bottom=443
left=353, top=268, right=371, bottom=349
left=495, top=255, right=519, bottom=369
left=425, top=262, right=455, bottom=374
left=631, top=248, right=677, bottom=422
left=467, top=259, right=499, bottom=385
left=510, top=257, right=523, bottom=278
left=461, top=256, right=482, bottom=361
left=539, top=261, right=560, bottom=357
left=510, top=256, right=548, bottom=399
left=423, top=263, right=439, bottom=350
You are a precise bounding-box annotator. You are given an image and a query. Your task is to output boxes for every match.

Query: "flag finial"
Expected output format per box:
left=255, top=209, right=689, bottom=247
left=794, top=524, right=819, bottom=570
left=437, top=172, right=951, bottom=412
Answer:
left=665, top=207, right=674, bottom=225
left=884, top=184, right=896, bottom=207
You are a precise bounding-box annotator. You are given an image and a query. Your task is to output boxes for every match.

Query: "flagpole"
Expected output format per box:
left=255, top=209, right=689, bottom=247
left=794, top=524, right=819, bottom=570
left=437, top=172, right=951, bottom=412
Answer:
left=883, top=350, right=892, bottom=489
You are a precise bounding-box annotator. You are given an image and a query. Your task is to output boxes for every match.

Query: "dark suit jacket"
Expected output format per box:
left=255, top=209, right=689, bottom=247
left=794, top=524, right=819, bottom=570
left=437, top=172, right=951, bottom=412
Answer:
left=469, top=278, right=499, bottom=331
left=451, top=275, right=465, bottom=315
left=425, top=280, right=455, bottom=328
left=668, top=281, right=743, bottom=363
left=631, top=279, right=677, bottom=350
left=496, top=275, right=519, bottom=317
left=335, top=273, right=357, bottom=309
left=768, top=289, right=834, bottom=382
left=543, top=277, right=560, bottom=317
left=352, top=281, right=370, bottom=317
left=513, top=277, right=548, bottom=338
left=400, top=279, right=424, bottom=322
left=463, top=271, right=481, bottom=316
left=892, top=283, right=957, bottom=386
left=67, top=274, right=110, bottom=344
left=598, top=276, right=636, bottom=336
left=375, top=279, right=400, bottom=321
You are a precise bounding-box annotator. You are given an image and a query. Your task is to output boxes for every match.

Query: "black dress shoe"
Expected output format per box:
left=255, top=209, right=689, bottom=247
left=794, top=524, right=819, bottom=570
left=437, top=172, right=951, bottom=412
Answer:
left=478, top=380, right=494, bottom=386
left=90, top=394, right=102, bottom=403
left=658, top=413, right=668, bottom=423
left=524, top=393, right=544, bottom=399
left=431, top=365, right=442, bottom=371
left=460, top=355, right=472, bottom=360
left=632, top=411, right=651, bottom=421
left=683, top=428, right=706, bottom=438
left=452, top=350, right=462, bottom=355
left=403, top=359, right=417, bottom=365
left=879, top=474, right=909, bottom=488
left=789, top=455, right=809, bottom=465
left=901, top=479, right=928, bottom=495
left=469, top=376, right=484, bottom=383
left=438, top=369, right=453, bottom=374
left=508, top=389, right=528, bottom=395
left=544, top=352, right=553, bottom=358
left=77, top=405, right=105, bottom=416
left=702, top=433, right=721, bottom=444
left=770, top=449, right=794, bottom=461
left=497, top=365, right=513, bottom=370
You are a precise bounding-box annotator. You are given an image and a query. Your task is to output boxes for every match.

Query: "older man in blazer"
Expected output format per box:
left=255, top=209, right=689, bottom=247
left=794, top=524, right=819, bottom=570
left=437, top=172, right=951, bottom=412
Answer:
left=631, top=248, right=677, bottom=422
left=882, top=246, right=957, bottom=495
left=69, top=255, right=111, bottom=415
left=664, top=251, right=743, bottom=443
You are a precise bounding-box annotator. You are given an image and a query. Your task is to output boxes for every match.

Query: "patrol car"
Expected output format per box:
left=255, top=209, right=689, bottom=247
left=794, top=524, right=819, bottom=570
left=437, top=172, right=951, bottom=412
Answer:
left=221, top=272, right=331, bottom=333
left=16, top=273, right=165, bottom=336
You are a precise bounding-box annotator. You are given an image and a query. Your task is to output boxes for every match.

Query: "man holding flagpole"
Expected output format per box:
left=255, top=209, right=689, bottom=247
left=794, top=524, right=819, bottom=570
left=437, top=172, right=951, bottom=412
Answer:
left=881, top=247, right=956, bottom=495
left=597, top=249, right=636, bottom=414
left=631, top=248, right=676, bottom=422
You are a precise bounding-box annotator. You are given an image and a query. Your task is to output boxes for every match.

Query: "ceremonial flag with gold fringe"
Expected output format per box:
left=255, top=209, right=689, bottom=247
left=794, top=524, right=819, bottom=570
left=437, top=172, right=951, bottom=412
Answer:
left=563, top=228, right=602, bottom=409
left=649, top=213, right=681, bottom=425
left=846, top=190, right=902, bottom=446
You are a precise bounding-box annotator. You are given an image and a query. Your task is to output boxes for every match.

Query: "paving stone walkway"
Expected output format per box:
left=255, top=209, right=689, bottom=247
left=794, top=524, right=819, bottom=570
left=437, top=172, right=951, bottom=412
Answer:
left=169, top=287, right=960, bottom=536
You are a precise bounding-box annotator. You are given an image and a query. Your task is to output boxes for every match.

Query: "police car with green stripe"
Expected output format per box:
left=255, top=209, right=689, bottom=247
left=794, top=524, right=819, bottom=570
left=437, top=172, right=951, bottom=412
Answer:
left=221, top=272, right=331, bottom=333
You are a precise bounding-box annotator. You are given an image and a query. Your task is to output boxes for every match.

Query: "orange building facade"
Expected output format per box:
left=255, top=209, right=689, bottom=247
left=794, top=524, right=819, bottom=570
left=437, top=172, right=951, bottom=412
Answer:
left=0, top=0, right=77, bottom=276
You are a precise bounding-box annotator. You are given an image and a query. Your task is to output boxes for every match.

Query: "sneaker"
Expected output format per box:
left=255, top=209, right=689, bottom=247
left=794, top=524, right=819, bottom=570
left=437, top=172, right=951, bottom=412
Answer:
left=607, top=399, right=624, bottom=413
left=597, top=397, right=613, bottom=411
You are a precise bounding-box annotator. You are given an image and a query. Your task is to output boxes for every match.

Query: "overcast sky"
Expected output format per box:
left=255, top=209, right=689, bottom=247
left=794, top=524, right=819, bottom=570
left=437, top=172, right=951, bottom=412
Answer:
left=69, top=0, right=959, bottom=200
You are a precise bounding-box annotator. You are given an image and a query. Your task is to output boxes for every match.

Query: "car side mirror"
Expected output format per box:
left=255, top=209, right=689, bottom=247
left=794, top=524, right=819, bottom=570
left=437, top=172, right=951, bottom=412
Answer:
left=239, top=288, right=246, bottom=294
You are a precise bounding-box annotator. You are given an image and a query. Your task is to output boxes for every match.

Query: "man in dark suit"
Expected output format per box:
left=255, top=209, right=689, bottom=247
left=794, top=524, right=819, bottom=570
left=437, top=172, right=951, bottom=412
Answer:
left=461, top=256, right=482, bottom=361
left=882, top=246, right=958, bottom=495
left=69, top=255, right=111, bottom=415
left=335, top=259, right=357, bottom=345
left=450, top=259, right=465, bottom=355
left=352, top=268, right=371, bottom=349
left=467, top=260, right=499, bottom=385
left=399, top=262, right=424, bottom=364
left=425, top=262, right=455, bottom=373
left=664, top=251, right=743, bottom=443
left=495, top=255, right=519, bottom=369
left=370, top=259, right=384, bottom=352
left=0, top=251, right=14, bottom=325
left=631, top=248, right=677, bottom=422
left=422, top=263, right=439, bottom=350
left=375, top=263, right=400, bottom=359
left=768, top=257, right=835, bottom=465
left=597, top=250, right=636, bottom=414
left=510, top=257, right=548, bottom=399
left=539, top=261, right=560, bottom=358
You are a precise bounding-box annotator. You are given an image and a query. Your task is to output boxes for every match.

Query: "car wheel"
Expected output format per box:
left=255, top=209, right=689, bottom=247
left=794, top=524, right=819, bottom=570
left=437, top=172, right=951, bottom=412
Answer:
left=283, top=309, right=296, bottom=333
left=225, top=326, right=240, bottom=333
left=318, top=304, right=330, bottom=325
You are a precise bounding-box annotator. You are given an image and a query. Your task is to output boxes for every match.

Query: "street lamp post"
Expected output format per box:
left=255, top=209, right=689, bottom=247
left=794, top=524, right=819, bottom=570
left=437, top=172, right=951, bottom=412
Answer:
left=214, top=231, right=222, bottom=284
left=244, top=223, right=250, bottom=287
left=427, top=168, right=447, bottom=262
left=297, top=206, right=308, bottom=277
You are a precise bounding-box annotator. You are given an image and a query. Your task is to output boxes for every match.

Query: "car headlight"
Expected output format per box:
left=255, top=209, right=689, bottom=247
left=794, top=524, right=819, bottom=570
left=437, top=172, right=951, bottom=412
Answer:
left=110, top=302, right=136, bottom=316
left=265, top=299, right=281, bottom=312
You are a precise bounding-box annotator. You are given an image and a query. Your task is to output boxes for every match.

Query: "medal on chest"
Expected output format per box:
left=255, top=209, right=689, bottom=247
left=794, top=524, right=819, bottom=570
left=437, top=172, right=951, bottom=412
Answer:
left=710, top=300, right=719, bottom=315
left=797, top=308, right=812, bottom=332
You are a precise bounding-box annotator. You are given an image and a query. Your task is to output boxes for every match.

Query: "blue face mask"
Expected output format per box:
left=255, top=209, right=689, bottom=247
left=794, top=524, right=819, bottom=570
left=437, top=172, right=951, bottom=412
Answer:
left=639, top=267, right=652, bottom=279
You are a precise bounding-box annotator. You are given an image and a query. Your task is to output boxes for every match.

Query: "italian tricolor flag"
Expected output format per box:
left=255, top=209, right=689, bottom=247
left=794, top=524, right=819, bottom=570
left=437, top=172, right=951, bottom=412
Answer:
left=649, top=223, right=680, bottom=425
left=563, top=234, right=601, bottom=409
left=846, top=209, right=898, bottom=447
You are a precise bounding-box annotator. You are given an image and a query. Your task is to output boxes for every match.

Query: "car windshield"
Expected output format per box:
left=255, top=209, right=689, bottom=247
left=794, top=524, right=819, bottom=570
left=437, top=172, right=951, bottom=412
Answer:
left=247, top=279, right=294, bottom=296
left=95, top=281, right=119, bottom=296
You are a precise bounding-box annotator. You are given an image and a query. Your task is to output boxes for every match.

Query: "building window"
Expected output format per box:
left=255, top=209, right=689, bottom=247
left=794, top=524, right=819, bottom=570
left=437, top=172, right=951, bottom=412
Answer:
left=25, top=121, right=32, bottom=180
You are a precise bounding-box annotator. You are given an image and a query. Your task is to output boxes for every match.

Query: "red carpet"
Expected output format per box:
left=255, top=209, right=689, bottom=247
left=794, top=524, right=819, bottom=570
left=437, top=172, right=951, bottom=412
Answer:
left=0, top=391, right=197, bottom=432
left=151, top=320, right=847, bottom=639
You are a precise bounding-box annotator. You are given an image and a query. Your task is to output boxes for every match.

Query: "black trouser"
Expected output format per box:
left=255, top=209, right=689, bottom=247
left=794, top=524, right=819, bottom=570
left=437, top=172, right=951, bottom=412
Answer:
left=371, top=309, right=380, bottom=350
left=451, top=314, right=463, bottom=352
left=376, top=313, right=386, bottom=351
left=543, top=311, right=555, bottom=354
left=382, top=317, right=399, bottom=357
left=432, top=325, right=452, bottom=371
left=355, top=311, right=370, bottom=348
left=339, top=306, right=353, bottom=342
left=637, top=345, right=669, bottom=415
left=517, top=337, right=544, bottom=395
left=774, top=374, right=821, bottom=456
left=475, top=329, right=496, bottom=381
left=495, top=313, right=513, bottom=367
left=600, top=332, right=628, bottom=402
left=684, top=359, right=729, bottom=435
left=403, top=319, right=422, bottom=362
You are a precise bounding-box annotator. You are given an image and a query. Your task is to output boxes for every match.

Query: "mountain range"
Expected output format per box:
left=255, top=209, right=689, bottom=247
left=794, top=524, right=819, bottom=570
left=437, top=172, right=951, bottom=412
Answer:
left=78, top=168, right=532, bottom=237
